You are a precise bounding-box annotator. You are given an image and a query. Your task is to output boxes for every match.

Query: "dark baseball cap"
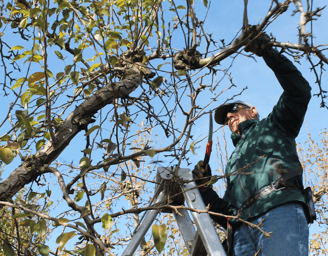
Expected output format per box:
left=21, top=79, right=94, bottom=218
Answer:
left=214, top=100, right=259, bottom=125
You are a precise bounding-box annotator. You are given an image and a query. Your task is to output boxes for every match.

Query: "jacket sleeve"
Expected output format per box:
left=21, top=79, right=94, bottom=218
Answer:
left=199, top=188, right=231, bottom=229
left=263, top=50, right=312, bottom=138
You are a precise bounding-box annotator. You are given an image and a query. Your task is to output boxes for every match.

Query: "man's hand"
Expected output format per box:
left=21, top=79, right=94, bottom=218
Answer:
left=192, top=161, right=212, bottom=191
left=245, top=32, right=273, bottom=56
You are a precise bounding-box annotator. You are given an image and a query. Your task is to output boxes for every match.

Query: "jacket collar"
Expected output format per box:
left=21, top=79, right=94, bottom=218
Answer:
left=231, top=119, right=259, bottom=146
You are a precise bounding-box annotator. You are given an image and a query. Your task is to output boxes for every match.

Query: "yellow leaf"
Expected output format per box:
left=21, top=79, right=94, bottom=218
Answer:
left=28, top=72, right=45, bottom=84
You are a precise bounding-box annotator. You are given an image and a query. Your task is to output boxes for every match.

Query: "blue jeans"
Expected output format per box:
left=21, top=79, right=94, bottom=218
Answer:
left=233, top=203, right=309, bottom=256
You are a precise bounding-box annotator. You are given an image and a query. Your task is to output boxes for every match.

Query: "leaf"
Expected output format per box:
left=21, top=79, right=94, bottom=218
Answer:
left=1, top=135, right=11, bottom=141
left=54, top=50, right=64, bottom=60
left=28, top=191, right=38, bottom=200
left=190, top=142, right=196, bottom=155
left=56, top=231, right=76, bottom=251
left=28, top=72, right=45, bottom=84
left=145, top=150, right=156, bottom=157
left=19, top=18, right=28, bottom=29
left=0, top=147, right=16, bottom=164
left=157, top=62, right=170, bottom=70
left=2, top=240, right=15, bottom=256
left=73, top=53, right=82, bottom=62
left=176, top=5, right=186, bottom=9
left=11, top=45, right=24, bottom=50
left=203, top=0, right=208, bottom=7
left=151, top=76, right=165, bottom=88
left=84, top=125, right=100, bottom=136
left=121, top=170, right=126, bottom=181
left=101, top=213, right=112, bottom=230
left=75, top=221, right=87, bottom=230
left=152, top=224, right=167, bottom=253
left=84, top=244, right=96, bottom=256
left=70, top=71, right=80, bottom=85
left=177, top=69, right=186, bottom=76
left=89, top=63, right=101, bottom=72
left=37, top=244, right=50, bottom=256
left=82, top=148, right=91, bottom=155
left=36, top=139, right=45, bottom=150
left=17, top=112, right=32, bottom=136
left=79, top=157, right=90, bottom=169
left=140, top=35, right=149, bottom=45
left=74, top=191, right=84, bottom=202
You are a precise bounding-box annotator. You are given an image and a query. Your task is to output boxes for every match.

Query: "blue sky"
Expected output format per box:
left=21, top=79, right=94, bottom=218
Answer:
left=1, top=0, right=328, bottom=254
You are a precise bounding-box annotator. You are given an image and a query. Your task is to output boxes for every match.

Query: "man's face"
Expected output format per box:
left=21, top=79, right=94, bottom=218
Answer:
left=226, top=105, right=257, bottom=134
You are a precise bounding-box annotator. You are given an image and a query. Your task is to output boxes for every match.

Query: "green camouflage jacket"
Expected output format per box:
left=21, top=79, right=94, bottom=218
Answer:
left=202, top=50, right=311, bottom=227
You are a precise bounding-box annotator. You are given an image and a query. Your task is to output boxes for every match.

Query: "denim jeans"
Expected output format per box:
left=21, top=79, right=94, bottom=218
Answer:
left=233, top=203, right=309, bottom=256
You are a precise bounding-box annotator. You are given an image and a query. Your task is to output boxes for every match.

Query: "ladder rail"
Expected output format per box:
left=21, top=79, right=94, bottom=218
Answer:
left=179, top=168, right=227, bottom=256
left=122, top=191, right=166, bottom=256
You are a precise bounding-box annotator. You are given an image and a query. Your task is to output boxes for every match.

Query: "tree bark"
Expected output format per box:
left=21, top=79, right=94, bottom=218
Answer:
left=0, top=64, right=149, bottom=201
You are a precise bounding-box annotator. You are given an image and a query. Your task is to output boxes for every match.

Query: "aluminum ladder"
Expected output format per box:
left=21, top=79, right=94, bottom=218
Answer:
left=122, top=168, right=227, bottom=256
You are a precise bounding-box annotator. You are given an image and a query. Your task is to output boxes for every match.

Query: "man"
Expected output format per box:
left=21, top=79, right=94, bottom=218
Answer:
left=193, top=33, right=313, bottom=255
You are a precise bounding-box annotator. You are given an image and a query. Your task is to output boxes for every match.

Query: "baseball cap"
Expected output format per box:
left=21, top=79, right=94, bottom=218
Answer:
left=214, top=100, right=259, bottom=125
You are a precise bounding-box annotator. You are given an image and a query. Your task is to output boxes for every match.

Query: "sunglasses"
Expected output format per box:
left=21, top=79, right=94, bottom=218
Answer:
left=224, top=104, right=249, bottom=124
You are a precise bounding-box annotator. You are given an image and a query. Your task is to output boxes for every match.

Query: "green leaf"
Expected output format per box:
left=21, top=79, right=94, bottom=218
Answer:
left=82, top=148, right=91, bottom=155
left=176, top=5, right=186, bottom=9
left=36, top=139, right=45, bottom=150
left=152, top=224, right=167, bottom=253
left=17, top=111, right=32, bottom=136
left=75, top=221, right=87, bottom=230
left=70, top=71, right=80, bottom=85
left=0, top=147, right=16, bottom=164
left=101, top=213, right=112, bottom=230
left=37, top=98, right=46, bottom=106
left=37, top=244, right=50, bottom=256
left=151, top=76, right=165, bottom=88
left=28, top=72, right=45, bottom=84
left=203, top=0, right=208, bottom=7
left=121, top=170, right=126, bottom=181
left=79, top=157, right=90, bottom=169
left=140, top=35, right=149, bottom=45
left=145, top=150, right=156, bottom=157
left=19, top=18, right=28, bottom=29
left=13, top=212, right=33, bottom=218
left=1, top=135, right=11, bottom=141
left=157, top=62, right=170, bottom=70
left=56, top=231, right=76, bottom=251
left=58, top=218, right=70, bottom=224
left=177, top=69, right=186, bottom=76
left=108, top=31, right=122, bottom=39
left=28, top=191, right=38, bottom=200
left=108, top=56, right=118, bottom=66
left=84, top=125, right=100, bottom=136
left=73, top=53, right=82, bottom=62
left=54, top=50, right=64, bottom=60
left=11, top=45, right=24, bottom=50
left=2, top=240, right=15, bottom=256
left=74, top=191, right=84, bottom=202
left=84, top=244, right=96, bottom=256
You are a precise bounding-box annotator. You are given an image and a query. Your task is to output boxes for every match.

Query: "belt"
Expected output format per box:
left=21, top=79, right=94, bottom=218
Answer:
left=239, top=168, right=302, bottom=212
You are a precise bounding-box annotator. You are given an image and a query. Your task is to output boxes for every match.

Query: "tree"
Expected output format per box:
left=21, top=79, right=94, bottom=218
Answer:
left=0, top=0, right=327, bottom=255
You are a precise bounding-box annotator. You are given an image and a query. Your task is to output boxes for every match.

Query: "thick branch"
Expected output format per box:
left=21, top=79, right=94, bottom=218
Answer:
left=0, top=63, right=151, bottom=202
